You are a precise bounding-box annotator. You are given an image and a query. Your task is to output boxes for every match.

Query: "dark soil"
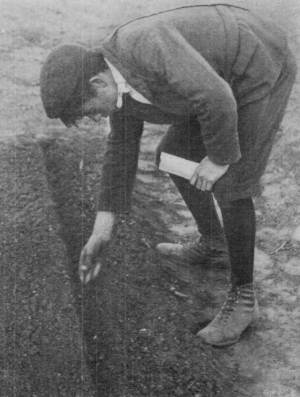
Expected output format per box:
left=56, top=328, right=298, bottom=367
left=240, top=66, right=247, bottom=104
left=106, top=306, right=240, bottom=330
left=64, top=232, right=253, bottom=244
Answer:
left=40, top=127, right=238, bottom=397
left=0, top=136, right=95, bottom=396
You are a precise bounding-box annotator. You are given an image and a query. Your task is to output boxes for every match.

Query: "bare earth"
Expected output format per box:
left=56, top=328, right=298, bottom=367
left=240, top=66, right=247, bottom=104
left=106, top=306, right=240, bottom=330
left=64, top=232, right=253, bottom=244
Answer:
left=1, top=0, right=300, bottom=396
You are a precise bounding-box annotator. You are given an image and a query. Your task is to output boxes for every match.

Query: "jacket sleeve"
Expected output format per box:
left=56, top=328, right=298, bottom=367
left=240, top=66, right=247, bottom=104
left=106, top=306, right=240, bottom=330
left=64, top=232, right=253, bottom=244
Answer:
left=133, top=25, right=241, bottom=165
left=97, top=103, right=144, bottom=213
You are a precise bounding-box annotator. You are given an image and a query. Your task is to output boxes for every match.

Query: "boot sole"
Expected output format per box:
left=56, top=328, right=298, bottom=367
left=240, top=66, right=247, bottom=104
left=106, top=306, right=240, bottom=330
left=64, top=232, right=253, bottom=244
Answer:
left=197, top=316, right=259, bottom=347
left=199, top=336, right=240, bottom=347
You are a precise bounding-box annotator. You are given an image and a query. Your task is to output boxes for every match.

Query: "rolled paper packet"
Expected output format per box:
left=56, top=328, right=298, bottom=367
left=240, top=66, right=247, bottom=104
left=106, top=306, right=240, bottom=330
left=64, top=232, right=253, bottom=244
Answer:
left=158, top=152, right=223, bottom=226
left=159, top=152, right=199, bottom=180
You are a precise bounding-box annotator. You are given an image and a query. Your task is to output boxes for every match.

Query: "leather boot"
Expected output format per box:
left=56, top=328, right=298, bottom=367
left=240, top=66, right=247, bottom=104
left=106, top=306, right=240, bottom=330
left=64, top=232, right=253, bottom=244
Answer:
left=156, top=238, right=229, bottom=268
left=197, top=283, right=259, bottom=346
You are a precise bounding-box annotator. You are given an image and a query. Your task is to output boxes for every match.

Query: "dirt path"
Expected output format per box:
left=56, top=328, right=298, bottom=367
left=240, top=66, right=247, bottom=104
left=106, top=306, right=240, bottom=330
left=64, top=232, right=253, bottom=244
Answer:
left=138, top=125, right=300, bottom=397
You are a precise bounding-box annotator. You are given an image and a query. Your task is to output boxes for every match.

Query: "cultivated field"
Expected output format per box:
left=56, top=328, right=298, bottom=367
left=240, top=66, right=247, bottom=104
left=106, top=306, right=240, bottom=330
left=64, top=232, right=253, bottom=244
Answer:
left=1, top=1, right=299, bottom=396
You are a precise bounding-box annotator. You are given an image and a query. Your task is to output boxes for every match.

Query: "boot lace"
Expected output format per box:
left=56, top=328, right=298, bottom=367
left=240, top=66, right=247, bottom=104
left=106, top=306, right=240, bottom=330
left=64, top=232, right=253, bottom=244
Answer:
left=215, top=290, right=238, bottom=324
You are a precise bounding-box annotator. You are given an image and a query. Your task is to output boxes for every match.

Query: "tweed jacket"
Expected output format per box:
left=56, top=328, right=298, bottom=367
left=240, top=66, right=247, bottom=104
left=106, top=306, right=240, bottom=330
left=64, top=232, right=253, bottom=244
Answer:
left=97, top=3, right=290, bottom=213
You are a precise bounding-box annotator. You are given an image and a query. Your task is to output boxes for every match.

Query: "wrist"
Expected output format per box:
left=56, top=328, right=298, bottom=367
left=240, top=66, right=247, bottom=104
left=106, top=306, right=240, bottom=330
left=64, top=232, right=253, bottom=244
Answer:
left=206, top=156, right=229, bottom=169
left=93, top=211, right=116, bottom=239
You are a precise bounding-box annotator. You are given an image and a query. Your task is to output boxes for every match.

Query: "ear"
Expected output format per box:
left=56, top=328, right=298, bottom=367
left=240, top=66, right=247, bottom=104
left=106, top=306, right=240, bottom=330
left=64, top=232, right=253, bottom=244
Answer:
left=89, top=73, right=107, bottom=89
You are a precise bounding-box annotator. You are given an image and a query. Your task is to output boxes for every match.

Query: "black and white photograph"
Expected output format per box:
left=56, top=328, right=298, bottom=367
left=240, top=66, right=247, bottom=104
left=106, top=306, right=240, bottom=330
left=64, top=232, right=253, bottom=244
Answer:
left=1, top=0, right=299, bottom=396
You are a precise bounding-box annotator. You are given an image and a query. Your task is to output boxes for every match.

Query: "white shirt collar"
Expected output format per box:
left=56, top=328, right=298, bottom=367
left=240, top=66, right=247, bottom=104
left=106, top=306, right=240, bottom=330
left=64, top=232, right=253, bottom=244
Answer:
left=105, top=58, right=129, bottom=108
left=105, top=58, right=151, bottom=108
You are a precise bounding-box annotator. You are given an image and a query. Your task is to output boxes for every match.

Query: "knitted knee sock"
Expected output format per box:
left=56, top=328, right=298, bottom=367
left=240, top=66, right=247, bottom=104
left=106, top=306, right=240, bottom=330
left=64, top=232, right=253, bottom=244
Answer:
left=170, top=174, right=226, bottom=248
left=220, top=198, right=256, bottom=286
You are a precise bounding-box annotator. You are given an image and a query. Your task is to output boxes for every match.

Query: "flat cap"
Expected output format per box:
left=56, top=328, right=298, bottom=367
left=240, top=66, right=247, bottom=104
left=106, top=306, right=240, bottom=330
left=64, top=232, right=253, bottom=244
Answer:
left=40, top=44, right=106, bottom=126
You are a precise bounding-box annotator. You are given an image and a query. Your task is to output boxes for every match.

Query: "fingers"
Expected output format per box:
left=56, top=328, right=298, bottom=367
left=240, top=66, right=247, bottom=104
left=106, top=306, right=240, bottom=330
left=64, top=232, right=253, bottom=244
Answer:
left=206, top=181, right=214, bottom=191
left=195, top=177, right=205, bottom=191
left=190, top=168, right=209, bottom=191
left=82, top=261, right=102, bottom=285
left=79, top=245, right=103, bottom=284
left=190, top=157, right=230, bottom=192
left=190, top=172, right=198, bottom=186
left=85, top=271, right=91, bottom=284
left=93, top=262, right=102, bottom=278
left=190, top=174, right=213, bottom=191
left=79, top=250, right=86, bottom=283
left=79, top=248, right=92, bottom=283
left=79, top=231, right=111, bottom=284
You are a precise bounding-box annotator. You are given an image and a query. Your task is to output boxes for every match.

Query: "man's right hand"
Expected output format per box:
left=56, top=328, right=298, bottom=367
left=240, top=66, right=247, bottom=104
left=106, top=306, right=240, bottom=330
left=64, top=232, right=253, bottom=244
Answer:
left=79, top=211, right=116, bottom=284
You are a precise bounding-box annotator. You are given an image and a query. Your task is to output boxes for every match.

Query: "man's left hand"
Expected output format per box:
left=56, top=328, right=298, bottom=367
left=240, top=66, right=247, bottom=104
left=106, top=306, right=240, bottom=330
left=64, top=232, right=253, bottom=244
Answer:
left=190, top=156, right=229, bottom=191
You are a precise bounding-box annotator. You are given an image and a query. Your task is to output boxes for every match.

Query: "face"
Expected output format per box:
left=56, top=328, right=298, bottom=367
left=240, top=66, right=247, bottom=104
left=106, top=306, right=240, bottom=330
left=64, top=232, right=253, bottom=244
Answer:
left=82, top=71, right=118, bottom=119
